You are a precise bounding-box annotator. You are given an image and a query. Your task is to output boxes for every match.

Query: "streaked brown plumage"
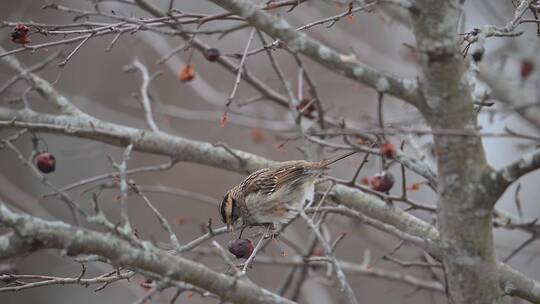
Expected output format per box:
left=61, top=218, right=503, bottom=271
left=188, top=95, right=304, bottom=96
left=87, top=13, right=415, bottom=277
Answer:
left=219, top=151, right=356, bottom=231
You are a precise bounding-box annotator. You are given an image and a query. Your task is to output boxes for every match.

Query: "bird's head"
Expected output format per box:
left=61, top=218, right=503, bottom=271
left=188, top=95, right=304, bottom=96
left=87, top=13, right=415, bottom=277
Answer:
left=219, top=191, right=241, bottom=231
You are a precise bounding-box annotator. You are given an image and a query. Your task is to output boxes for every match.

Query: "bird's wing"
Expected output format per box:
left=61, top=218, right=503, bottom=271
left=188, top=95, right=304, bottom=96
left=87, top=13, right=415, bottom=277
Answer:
left=241, top=161, right=315, bottom=197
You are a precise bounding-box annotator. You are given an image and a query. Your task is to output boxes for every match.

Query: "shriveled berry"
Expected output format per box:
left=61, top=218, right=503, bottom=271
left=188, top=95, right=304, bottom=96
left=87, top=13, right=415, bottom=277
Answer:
left=370, top=171, right=394, bottom=192
left=360, top=177, right=370, bottom=185
left=520, top=59, right=534, bottom=79
left=36, top=152, right=56, bottom=173
left=296, top=99, right=317, bottom=117
left=140, top=277, right=153, bottom=291
left=204, top=48, right=220, bottom=62
left=228, top=238, right=254, bottom=259
left=250, top=127, right=264, bottom=143
left=178, top=64, right=195, bottom=82
left=11, top=24, right=31, bottom=44
left=380, top=141, right=395, bottom=158
left=471, top=49, right=483, bottom=62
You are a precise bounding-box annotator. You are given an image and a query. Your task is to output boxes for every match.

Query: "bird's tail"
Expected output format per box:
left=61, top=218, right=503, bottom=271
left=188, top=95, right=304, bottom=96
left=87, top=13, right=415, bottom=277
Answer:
left=320, top=151, right=357, bottom=168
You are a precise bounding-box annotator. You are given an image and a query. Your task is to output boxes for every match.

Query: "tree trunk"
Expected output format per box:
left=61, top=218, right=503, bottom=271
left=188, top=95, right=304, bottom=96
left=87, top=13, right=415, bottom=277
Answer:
left=410, top=1, right=501, bottom=303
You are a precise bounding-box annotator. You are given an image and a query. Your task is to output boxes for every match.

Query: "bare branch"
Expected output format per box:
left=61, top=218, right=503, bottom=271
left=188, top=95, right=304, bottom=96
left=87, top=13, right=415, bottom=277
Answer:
left=126, top=59, right=160, bottom=132
left=206, top=0, right=421, bottom=108
left=298, top=208, right=358, bottom=304
left=485, top=149, right=540, bottom=204
left=0, top=203, right=295, bottom=304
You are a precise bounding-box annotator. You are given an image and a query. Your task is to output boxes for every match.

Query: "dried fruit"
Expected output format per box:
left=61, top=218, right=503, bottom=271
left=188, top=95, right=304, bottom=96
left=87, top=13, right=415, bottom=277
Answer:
left=228, top=238, right=254, bottom=259
left=36, top=152, right=56, bottom=173
left=360, top=177, right=370, bottom=185
left=471, top=49, right=483, bottom=62
left=250, top=128, right=264, bottom=143
left=370, top=171, right=394, bottom=192
left=11, top=24, right=31, bottom=44
left=296, top=99, right=317, bottom=117
left=520, top=59, right=534, bottom=79
left=266, top=2, right=278, bottom=11
left=408, top=182, right=422, bottom=191
left=175, top=216, right=186, bottom=225
left=274, top=142, right=286, bottom=152
left=312, top=249, right=323, bottom=257
left=220, top=115, right=227, bottom=128
left=140, top=277, right=153, bottom=292
left=204, top=48, right=220, bottom=62
left=380, top=141, right=396, bottom=158
left=178, top=64, right=195, bottom=82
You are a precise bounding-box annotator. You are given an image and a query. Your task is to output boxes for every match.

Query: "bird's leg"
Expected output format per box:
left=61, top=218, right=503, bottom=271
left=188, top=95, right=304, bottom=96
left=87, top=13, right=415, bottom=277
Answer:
left=250, top=222, right=277, bottom=237
left=238, top=218, right=279, bottom=239
left=264, top=222, right=279, bottom=239
left=238, top=225, right=247, bottom=239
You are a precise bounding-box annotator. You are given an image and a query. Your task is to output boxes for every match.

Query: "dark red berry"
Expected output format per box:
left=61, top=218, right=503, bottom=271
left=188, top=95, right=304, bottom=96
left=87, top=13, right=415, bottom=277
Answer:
left=228, top=238, right=254, bottom=259
left=36, top=152, right=56, bottom=173
left=204, top=48, right=220, bottom=62
left=520, top=59, right=534, bottom=79
left=471, top=49, right=483, bottom=62
left=360, top=177, right=370, bottom=185
left=140, top=277, right=153, bottom=291
left=370, top=171, right=394, bottom=192
left=296, top=99, right=317, bottom=117
left=11, top=24, right=31, bottom=44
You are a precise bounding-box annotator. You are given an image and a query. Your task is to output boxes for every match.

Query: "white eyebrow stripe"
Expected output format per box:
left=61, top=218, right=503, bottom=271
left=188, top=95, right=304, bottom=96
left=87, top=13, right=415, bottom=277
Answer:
left=225, top=194, right=233, bottom=220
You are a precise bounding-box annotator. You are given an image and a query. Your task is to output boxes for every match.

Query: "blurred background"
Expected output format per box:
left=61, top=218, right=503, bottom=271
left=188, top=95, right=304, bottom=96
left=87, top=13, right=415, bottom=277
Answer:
left=1, top=0, right=539, bottom=303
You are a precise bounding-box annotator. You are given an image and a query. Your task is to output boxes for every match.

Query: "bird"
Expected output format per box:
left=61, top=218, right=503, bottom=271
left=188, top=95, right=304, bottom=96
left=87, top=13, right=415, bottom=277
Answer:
left=219, top=151, right=357, bottom=234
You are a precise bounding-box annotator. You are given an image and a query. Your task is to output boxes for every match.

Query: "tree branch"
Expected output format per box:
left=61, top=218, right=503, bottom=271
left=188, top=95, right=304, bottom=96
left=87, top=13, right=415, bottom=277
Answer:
left=0, top=203, right=294, bottom=304
left=205, top=0, right=421, bottom=108
left=484, top=149, right=540, bottom=205
left=1, top=110, right=539, bottom=302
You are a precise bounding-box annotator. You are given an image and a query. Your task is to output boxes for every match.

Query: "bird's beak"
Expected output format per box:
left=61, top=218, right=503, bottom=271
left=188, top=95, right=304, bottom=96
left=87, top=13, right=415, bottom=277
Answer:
left=226, top=219, right=234, bottom=233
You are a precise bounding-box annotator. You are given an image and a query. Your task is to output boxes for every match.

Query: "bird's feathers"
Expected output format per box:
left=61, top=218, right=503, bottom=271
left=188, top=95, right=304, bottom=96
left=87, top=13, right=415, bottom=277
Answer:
left=223, top=152, right=356, bottom=228
left=231, top=161, right=322, bottom=226
left=240, top=161, right=320, bottom=197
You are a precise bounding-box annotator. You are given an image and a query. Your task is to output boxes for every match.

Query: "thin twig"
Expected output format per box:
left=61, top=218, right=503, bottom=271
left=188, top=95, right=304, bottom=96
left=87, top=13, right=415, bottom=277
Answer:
left=225, top=28, right=256, bottom=109
left=503, top=235, right=537, bottom=263
left=0, top=271, right=134, bottom=292
left=44, top=159, right=176, bottom=197
left=131, top=183, right=181, bottom=251
left=177, top=227, right=228, bottom=253
left=212, top=240, right=243, bottom=277
left=298, top=208, right=358, bottom=304
left=132, top=280, right=169, bottom=304
left=111, top=143, right=135, bottom=233
left=242, top=225, right=271, bottom=273
left=58, top=33, right=93, bottom=67
left=382, top=254, right=442, bottom=268
left=514, top=183, right=523, bottom=219
left=126, top=59, right=160, bottom=132
left=0, top=138, right=86, bottom=224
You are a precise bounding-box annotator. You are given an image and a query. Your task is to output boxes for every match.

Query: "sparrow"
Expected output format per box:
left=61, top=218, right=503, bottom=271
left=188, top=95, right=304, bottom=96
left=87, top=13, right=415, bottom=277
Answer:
left=219, top=151, right=356, bottom=233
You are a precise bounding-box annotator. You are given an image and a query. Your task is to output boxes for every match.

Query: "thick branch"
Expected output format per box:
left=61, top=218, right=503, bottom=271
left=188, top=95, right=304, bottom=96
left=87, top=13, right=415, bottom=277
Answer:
left=483, top=149, right=540, bottom=205
left=0, top=203, right=293, bottom=304
left=205, top=0, right=421, bottom=108
left=1, top=110, right=539, bottom=302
